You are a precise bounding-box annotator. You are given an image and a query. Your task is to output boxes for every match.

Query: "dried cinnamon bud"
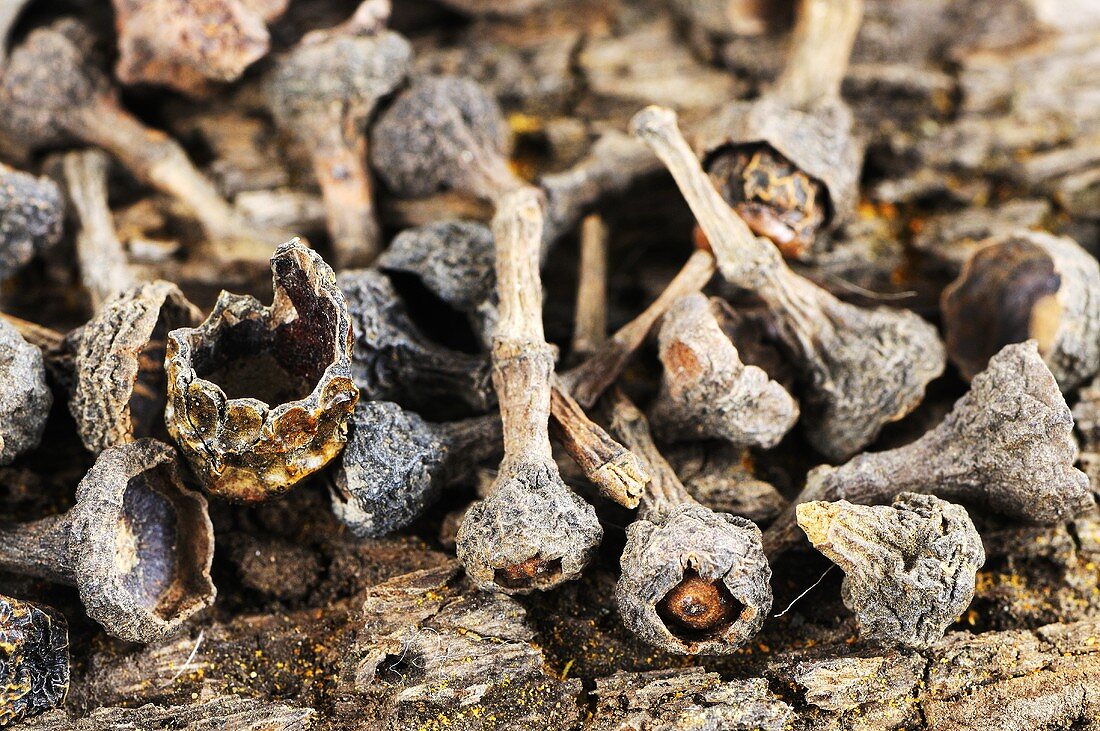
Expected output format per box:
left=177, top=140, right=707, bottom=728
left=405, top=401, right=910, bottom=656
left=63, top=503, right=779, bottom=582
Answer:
left=942, top=230, right=1100, bottom=392
left=0, top=440, right=215, bottom=643
left=331, top=400, right=502, bottom=538
left=650, top=292, right=798, bottom=448
left=666, top=443, right=788, bottom=523
left=165, top=240, right=359, bottom=502
left=0, top=162, right=63, bottom=281
left=0, top=316, right=51, bottom=465
left=0, top=595, right=68, bottom=726
left=456, top=188, right=602, bottom=594
left=797, top=493, right=985, bottom=649
left=764, top=341, right=1093, bottom=556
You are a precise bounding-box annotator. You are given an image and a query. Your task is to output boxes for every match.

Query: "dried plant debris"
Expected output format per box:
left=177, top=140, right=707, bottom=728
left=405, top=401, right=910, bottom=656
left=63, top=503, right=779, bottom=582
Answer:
left=456, top=188, right=602, bottom=594
left=633, top=105, right=944, bottom=460
left=0, top=596, right=69, bottom=727
left=609, top=392, right=771, bottom=655
left=70, top=281, right=202, bottom=454
left=765, top=341, right=1093, bottom=556
left=166, top=240, right=358, bottom=502
left=942, top=230, right=1100, bottom=392
left=0, top=163, right=62, bottom=281
left=112, top=0, right=286, bottom=96
left=371, top=75, right=525, bottom=206
left=797, top=493, right=985, bottom=649
left=20, top=696, right=313, bottom=731
left=666, top=442, right=788, bottom=523
left=266, top=10, right=412, bottom=267
left=0, top=440, right=214, bottom=643
left=338, top=267, right=494, bottom=412
left=650, top=292, right=798, bottom=447
left=0, top=317, right=50, bottom=466
left=331, top=399, right=501, bottom=538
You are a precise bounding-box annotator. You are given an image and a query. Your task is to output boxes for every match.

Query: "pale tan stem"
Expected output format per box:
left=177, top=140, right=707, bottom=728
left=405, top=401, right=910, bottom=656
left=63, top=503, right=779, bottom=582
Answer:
left=771, top=0, right=864, bottom=107
left=571, top=214, right=608, bottom=359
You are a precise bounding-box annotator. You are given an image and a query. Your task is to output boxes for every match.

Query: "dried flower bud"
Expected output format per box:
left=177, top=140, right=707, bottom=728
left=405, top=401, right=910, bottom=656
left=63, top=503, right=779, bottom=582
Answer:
left=331, top=400, right=501, bottom=538
left=942, top=230, right=1100, bottom=392
left=0, top=163, right=63, bottom=280
left=371, top=75, right=525, bottom=205
left=70, top=281, right=202, bottom=454
left=797, top=493, right=985, bottom=649
left=165, top=240, right=359, bottom=502
left=0, top=440, right=215, bottom=643
left=650, top=292, right=798, bottom=448
left=338, top=267, right=494, bottom=412
left=667, top=443, right=788, bottom=523
left=0, top=595, right=68, bottom=726
left=0, top=317, right=51, bottom=465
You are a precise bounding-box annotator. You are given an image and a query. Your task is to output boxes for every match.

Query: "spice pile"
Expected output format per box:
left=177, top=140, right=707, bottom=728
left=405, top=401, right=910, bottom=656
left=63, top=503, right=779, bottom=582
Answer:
left=1, top=0, right=1100, bottom=729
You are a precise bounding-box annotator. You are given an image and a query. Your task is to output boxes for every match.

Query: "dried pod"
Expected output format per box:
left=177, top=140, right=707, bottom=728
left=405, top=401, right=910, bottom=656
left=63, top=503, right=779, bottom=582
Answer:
left=377, top=220, right=498, bottom=348
left=0, top=163, right=63, bottom=281
left=371, top=75, right=525, bottom=206
left=609, top=391, right=771, bottom=655
left=0, top=440, right=215, bottom=643
left=112, top=0, right=286, bottom=96
left=165, top=240, right=359, bottom=502
left=70, top=281, right=202, bottom=454
left=0, top=317, right=51, bottom=466
left=764, top=341, right=1093, bottom=556
left=331, top=399, right=502, bottom=538
left=265, top=19, right=412, bottom=267
left=650, top=292, right=798, bottom=448
left=0, top=20, right=283, bottom=257
left=666, top=443, right=788, bottom=523
left=797, top=493, right=985, bottom=649
left=456, top=188, right=602, bottom=594
left=698, top=0, right=865, bottom=260
left=338, top=267, right=494, bottom=412
left=0, top=595, right=68, bottom=726
left=942, top=230, right=1100, bottom=392
left=633, top=105, right=944, bottom=461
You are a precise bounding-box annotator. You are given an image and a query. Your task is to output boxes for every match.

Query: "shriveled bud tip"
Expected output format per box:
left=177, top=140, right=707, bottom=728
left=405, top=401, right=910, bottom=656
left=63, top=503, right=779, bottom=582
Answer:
left=795, top=501, right=841, bottom=548
left=629, top=105, right=678, bottom=140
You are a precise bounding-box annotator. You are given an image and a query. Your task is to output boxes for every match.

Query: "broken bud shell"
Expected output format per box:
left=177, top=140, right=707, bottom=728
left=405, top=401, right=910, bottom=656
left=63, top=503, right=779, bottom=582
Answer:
left=942, top=230, right=1100, bottom=392
left=70, top=281, right=202, bottom=454
left=0, top=163, right=63, bottom=281
left=165, top=240, right=359, bottom=502
left=331, top=399, right=502, bottom=538
left=797, top=493, right=985, bottom=649
left=0, top=595, right=69, bottom=726
left=650, top=292, right=798, bottom=448
left=0, top=316, right=51, bottom=466
left=0, top=440, right=215, bottom=643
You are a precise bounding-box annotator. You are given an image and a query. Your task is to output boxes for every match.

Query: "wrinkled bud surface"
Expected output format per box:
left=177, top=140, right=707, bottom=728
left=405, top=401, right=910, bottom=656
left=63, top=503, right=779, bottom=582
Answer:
left=166, top=241, right=358, bottom=502
left=797, top=493, right=985, bottom=649
left=0, top=596, right=68, bottom=726
left=0, top=317, right=51, bottom=465
left=0, top=165, right=63, bottom=280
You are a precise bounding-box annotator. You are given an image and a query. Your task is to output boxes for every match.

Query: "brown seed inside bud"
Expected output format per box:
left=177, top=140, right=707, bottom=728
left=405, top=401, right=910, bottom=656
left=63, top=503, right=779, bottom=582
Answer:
left=494, top=557, right=562, bottom=590
left=656, top=569, right=741, bottom=638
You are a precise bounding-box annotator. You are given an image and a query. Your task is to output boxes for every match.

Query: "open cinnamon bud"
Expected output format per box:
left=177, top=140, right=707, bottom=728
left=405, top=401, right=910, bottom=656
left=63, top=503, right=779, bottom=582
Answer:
left=0, top=595, right=69, bottom=726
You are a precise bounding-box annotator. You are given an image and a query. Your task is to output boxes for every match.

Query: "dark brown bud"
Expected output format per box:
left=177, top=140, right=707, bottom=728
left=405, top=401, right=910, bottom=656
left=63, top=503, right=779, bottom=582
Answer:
left=942, top=230, right=1100, bottom=392
left=165, top=240, right=359, bottom=502
left=371, top=75, right=525, bottom=206
left=0, top=595, right=69, bottom=726
left=797, top=492, right=985, bottom=649
left=0, top=440, right=215, bottom=643
left=0, top=162, right=63, bottom=281
left=0, top=317, right=51, bottom=465
left=331, top=399, right=502, bottom=538
left=666, top=442, right=789, bottom=523
left=266, top=22, right=412, bottom=267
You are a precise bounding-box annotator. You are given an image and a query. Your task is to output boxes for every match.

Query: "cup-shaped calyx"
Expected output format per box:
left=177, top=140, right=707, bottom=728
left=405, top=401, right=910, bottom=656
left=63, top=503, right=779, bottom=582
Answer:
left=70, top=281, right=202, bottom=454
left=456, top=188, right=602, bottom=594
left=331, top=400, right=502, bottom=538
left=650, top=293, right=798, bottom=447
left=112, top=0, right=288, bottom=96
left=166, top=241, right=359, bottom=502
left=942, top=230, right=1100, bottom=392
left=697, top=0, right=865, bottom=260
left=609, top=392, right=771, bottom=655
left=797, top=493, right=985, bottom=649
left=0, top=163, right=63, bottom=281
left=0, top=595, right=69, bottom=726
left=0, top=440, right=215, bottom=643
left=632, top=105, right=944, bottom=461
left=0, top=317, right=51, bottom=466
left=265, top=20, right=411, bottom=267
left=371, top=75, right=526, bottom=206
left=764, top=341, right=1094, bottom=556
left=338, top=268, right=494, bottom=413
